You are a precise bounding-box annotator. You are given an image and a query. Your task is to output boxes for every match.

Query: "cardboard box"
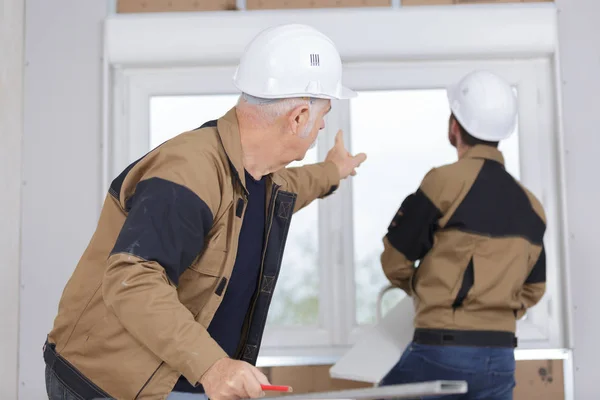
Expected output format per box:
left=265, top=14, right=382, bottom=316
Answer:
left=263, top=360, right=564, bottom=399
left=401, top=0, right=551, bottom=5
left=117, top=0, right=237, bottom=13
left=246, top=0, right=391, bottom=10
left=514, top=360, right=564, bottom=400
left=261, top=365, right=370, bottom=395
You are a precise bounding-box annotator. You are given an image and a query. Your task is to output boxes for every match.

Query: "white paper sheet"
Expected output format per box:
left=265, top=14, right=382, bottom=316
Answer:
left=329, top=297, right=416, bottom=384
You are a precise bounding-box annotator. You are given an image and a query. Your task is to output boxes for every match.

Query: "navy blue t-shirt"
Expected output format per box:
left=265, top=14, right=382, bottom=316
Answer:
left=173, top=171, right=266, bottom=393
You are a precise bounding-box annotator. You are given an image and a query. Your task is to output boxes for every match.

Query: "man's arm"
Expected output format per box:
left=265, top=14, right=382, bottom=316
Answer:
left=277, top=161, right=340, bottom=212
left=381, top=167, right=454, bottom=296
left=516, top=245, right=546, bottom=319
left=277, top=130, right=366, bottom=213
left=102, top=149, right=227, bottom=386
left=381, top=187, right=443, bottom=296
left=516, top=186, right=547, bottom=319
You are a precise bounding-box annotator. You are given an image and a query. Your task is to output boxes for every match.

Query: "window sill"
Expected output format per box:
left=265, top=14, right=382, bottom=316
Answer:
left=256, top=347, right=571, bottom=367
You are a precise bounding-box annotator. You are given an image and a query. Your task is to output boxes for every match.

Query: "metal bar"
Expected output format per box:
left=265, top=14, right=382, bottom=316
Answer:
left=262, top=381, right=467, bottom=400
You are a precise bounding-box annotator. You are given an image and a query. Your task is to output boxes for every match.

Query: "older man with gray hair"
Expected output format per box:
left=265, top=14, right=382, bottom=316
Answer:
left=43, top=24, right=366, bottom=400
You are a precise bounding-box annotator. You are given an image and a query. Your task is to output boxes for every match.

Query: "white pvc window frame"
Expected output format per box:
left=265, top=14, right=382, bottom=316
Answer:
left=333, top=59, right=563, bottom=350
left=104, top=3, right=568, bottom=362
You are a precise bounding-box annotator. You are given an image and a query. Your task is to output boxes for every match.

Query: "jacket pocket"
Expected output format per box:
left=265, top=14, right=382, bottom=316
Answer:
left=179, top=249, right=228, bottom=316
left=452, top=257, right=475, bottom=309
left=80, top=308, right=163, bottom=399
left=190, top=248, right=228, bottom=277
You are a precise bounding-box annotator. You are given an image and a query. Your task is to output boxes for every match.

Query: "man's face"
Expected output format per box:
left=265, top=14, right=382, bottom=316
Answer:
left=299, top=101, right=332, bottom=155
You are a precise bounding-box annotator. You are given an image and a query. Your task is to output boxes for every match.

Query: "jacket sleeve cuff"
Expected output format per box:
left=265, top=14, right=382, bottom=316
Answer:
left=183, top=332, right=229, bottom=387
left=319, top=161, right=341, bottom=198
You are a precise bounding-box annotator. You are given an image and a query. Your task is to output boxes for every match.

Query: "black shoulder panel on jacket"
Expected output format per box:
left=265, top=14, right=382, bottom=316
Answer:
left=526, top=246, right=546, bottom=284
left=111, top=177, right=214, bottom=285
left=109, top=155, right=144, bottom=201
left=194, top=120, right=218, bottom=130
left=446, top=160, right=545, bottom=245
left=386, top=189, right=442, bottom=261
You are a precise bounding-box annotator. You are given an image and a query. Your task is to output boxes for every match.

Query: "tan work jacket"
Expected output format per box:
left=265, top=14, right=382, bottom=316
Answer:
left=382, top=146, right=546, bottom=334
left=47, top=108, right=340, bottom=399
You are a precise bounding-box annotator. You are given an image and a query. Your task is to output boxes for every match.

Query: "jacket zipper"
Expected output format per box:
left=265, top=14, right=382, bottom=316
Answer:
left=235, top=185, right=279, bottom=359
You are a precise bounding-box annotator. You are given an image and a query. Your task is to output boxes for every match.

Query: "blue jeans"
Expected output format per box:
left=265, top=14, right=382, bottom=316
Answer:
left=45, top=365, right=81, bottom=400
left=379, top=342, right=515, bottom=400
left=45, top=364, right=208, bottom=400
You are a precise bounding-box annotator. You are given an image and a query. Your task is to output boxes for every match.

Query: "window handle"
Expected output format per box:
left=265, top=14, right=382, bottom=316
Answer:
left=376, top=284, right=397, bottom=324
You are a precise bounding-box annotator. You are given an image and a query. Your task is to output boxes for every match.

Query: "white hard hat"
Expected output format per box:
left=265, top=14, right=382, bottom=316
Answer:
left=233, top=24, right=356, bottom=100
left=447, top=70, right=518, bottom=141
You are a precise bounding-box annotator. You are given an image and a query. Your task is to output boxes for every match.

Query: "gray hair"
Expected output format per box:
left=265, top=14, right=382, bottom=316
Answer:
left=237, top=93, right=328, bottom=138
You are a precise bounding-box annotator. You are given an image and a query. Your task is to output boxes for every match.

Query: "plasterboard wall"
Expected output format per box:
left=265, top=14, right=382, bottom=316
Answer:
left=18, top=0, right=107, bottom=398
left=555, top=0, right=600, bottom=399
left=0, top=0, right=25, bottom=398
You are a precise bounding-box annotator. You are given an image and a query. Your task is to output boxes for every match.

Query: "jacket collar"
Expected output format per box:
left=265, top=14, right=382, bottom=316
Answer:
left=462, top=145, right=505, bottom=165
left=217, top=107, right=285, bottom=191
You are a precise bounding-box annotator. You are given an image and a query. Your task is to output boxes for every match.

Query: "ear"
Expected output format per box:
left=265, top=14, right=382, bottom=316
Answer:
left=287, top=104, right=311, bottom=135
left=448, top=116, right=459, bottom=148
left=450, top=116, right=460, bottom=135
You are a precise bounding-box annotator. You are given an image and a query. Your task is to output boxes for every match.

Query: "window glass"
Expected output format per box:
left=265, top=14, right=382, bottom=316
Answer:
left=266, top=151, right=319, bottom=326
left=150, top=95, right=239, bottom=149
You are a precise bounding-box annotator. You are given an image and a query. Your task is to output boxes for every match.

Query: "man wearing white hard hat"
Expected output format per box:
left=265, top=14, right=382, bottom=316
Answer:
left=43, top=24, right=365, bottom=400
left=378, top=70, right=546, bottom=399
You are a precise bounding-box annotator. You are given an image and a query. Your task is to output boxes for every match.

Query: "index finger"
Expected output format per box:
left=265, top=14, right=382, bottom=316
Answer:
left=335, top=130, right=344, bottom=146
left=241, top=369, right=264, bottom=399
left=250, top=367, right=271, bottom=386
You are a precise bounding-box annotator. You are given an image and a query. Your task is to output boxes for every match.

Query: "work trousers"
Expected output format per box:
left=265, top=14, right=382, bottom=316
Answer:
left=379, top=342, right=516, bottom=400
left=45, top=365, right=208, bottom=400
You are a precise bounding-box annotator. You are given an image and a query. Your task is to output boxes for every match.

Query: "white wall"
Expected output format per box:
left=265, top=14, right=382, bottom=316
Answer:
left=19, top=0, right=107, bottom=398
left=555, top=1, right=600, bottom=399
left=0, top=0, right=24, bottom=398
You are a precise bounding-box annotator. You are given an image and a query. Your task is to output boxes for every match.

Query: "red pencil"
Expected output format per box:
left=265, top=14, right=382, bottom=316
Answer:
left=261, top=384, right=293, bottom=393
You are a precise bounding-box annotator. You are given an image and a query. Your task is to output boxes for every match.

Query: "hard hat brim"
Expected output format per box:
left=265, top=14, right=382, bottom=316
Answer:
left=337, top=85, right=358, bottom=100
left=233, top=84, right=358, bottom=101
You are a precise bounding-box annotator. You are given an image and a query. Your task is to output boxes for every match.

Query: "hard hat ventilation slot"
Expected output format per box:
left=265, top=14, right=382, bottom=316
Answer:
left=310, top=54, right=320, bottom=67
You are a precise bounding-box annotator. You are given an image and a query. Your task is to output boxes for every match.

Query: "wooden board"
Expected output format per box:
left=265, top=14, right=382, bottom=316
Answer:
left=117, top=0, right=237, bottom=13
left=401, top=0, right=551, bottom=5
left=117, top=0, right=549, bottom=12
left=246, top=0, right=391, bottom=10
